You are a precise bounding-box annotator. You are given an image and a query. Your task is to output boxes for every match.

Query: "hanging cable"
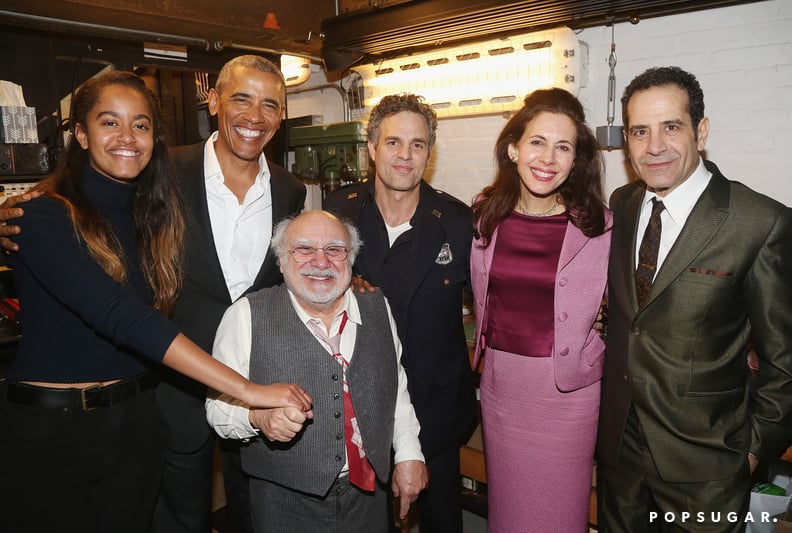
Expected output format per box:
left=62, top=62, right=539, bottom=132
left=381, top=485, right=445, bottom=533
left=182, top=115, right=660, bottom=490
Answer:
left=596, top=18, right=624, bottom=150
left=606, top=23, right=618, bottom=131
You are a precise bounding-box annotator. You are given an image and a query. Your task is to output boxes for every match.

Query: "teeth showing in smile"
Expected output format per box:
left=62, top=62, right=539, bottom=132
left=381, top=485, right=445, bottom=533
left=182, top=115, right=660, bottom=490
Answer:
left=236, top=127, right=263, bottom=138
left=111, top=150, right=138, bottom=157
left=532, top=168, right=554, bottom=179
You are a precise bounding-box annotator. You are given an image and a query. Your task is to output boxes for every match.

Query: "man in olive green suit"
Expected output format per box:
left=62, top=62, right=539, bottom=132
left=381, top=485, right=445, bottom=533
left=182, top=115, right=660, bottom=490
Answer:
left=597, top=66, right=792, bottom=532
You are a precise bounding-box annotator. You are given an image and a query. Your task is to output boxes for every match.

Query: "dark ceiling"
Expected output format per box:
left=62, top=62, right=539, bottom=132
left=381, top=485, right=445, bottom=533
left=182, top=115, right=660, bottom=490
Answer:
left=0, top=0, right=337, bottom=61
left=0, top=0, right=772, bottom=73
left=321, top=0, right=771, bottom=71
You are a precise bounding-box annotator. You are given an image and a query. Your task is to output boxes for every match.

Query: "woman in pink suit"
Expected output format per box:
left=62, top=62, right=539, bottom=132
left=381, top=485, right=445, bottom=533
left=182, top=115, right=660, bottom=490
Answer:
left=471, top=88, right=611, bottom=532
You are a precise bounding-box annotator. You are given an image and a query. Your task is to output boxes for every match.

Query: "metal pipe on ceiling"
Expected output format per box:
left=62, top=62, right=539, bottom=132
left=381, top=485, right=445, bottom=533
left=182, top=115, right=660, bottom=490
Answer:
left=0, top=10, right=217, bottom=50
left=0, top=10, right=323, bottom=62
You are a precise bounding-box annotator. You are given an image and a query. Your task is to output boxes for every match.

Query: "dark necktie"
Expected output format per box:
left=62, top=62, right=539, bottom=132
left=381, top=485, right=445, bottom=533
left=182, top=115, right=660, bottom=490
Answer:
left=635, top=198, right=665, bottom=307
left=307, top=312, right=376, bottom=492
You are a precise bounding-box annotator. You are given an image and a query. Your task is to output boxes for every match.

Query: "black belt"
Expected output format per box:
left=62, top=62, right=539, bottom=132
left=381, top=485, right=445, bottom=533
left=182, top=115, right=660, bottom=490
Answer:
left=6, top=372, right=159, bottom=411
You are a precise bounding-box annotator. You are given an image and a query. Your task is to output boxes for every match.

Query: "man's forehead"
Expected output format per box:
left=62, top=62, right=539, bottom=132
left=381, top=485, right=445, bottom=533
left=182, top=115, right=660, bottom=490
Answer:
left=288, top=217, right=347, bottom=242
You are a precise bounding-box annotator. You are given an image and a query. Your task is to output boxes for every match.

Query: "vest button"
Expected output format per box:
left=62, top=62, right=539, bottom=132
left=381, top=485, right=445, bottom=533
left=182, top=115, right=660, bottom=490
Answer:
left=334, top=411, right=341, bottom=418
left=333, top=392, right=340, bottom=400
left=332, top=374, right=339, bottom=381
left=336, top=433, right=343, bottom=440
left=335, top=455, right=342, bottom=462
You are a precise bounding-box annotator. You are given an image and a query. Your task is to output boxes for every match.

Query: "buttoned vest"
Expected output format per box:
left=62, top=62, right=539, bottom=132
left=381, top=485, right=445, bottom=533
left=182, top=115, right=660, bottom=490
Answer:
left=241, top=285, right=398, bottom=497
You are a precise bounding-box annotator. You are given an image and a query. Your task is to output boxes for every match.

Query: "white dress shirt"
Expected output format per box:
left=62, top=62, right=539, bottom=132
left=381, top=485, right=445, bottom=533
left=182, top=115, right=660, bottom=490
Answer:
left=205, top=288, right=425, bottom=468
left=634, top=158, right=712, bottom=278
left=203, top=132, right=273, bottom=301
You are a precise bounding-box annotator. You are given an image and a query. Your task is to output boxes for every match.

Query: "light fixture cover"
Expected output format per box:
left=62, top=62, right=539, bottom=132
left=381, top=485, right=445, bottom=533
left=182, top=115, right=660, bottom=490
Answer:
left=351, top=27, right=581, bottom=118
left=280, top=54, right=312, bottom=87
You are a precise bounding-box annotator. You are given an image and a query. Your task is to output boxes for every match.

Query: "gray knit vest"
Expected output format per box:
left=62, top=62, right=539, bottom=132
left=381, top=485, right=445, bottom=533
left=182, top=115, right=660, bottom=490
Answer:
left=241, top=285, right=398, bottom=497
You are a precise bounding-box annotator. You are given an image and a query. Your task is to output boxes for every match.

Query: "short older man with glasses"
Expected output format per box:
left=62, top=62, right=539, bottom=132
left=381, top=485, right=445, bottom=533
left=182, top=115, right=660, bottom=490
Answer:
left=205, top=209, right=428, bottom=533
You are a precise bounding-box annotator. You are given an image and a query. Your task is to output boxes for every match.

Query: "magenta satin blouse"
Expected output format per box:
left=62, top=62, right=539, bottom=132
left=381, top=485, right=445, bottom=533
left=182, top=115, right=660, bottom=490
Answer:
left=484, top=210, right=566, bottom=357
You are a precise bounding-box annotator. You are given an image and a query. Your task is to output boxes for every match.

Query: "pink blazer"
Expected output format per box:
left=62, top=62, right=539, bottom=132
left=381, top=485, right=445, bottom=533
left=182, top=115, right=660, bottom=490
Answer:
left=471, top=211, right=612, bottom=392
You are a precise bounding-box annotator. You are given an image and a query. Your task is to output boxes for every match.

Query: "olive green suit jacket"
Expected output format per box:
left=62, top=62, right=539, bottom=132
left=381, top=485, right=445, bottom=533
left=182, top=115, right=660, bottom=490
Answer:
left=597, top=159, right=792, bottom=483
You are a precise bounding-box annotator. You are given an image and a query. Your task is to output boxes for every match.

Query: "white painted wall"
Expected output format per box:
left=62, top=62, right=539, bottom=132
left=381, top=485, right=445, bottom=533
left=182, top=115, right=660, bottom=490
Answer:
left=285, top=0, right=792, bottom=207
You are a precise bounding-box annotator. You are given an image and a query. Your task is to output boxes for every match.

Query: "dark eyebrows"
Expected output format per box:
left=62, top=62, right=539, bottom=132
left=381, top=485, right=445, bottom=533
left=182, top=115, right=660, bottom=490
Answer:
left=529, top=134, right=574, bottom=146
left=629, top=119, right=684, bottom=133
left=227, top=91, right=281, bottom=107
left=95, top=110, right=151, bottom=122
left=384, top=135, right=427, bottom=144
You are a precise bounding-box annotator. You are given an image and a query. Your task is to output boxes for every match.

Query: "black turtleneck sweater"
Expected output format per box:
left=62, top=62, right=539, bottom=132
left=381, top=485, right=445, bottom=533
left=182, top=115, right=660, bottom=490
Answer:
left=6, top=167, right=180, bottom=382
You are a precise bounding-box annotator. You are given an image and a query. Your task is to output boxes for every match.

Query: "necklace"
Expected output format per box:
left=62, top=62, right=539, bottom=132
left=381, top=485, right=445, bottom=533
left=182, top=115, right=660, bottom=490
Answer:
left=517, top=196, right=560, bottom=217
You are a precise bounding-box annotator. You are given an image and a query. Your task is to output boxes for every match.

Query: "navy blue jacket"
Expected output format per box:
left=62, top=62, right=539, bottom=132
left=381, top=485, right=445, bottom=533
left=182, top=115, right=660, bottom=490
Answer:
left=325, top=179, right=477, bottom=458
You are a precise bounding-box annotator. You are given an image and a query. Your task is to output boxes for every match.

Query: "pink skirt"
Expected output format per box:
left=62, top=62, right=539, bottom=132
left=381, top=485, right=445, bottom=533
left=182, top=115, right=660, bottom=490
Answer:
left=480, top=347, right=599, bottom=533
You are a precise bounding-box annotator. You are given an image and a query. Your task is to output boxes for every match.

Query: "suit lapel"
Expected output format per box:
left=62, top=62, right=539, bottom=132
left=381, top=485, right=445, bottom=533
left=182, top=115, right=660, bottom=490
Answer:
left=401, top=183, right=447, bottom=306
left=615, top=186, right=645, bottom=310
left=557, top=219, right=589, bottom=273
left=179, top=145, right=232, bottom=302
left=646, top=174, right=730, bottom=306
left=250, top=166, right=288, bottom=290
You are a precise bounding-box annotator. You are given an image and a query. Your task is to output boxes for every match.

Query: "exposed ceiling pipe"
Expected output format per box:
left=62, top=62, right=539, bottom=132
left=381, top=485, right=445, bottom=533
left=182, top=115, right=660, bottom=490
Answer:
left=0, top=10, right=323, bottom=62
left=224, top=42, right=322, bottom=63
left=1, top=10, right=217, bottom=50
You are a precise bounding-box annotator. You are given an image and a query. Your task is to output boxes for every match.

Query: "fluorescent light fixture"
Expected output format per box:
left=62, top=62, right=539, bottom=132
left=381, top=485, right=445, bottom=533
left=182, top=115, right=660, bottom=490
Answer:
left=280, top=54, right=312, bottom=87
left=351, top=27, right=581, bottom=118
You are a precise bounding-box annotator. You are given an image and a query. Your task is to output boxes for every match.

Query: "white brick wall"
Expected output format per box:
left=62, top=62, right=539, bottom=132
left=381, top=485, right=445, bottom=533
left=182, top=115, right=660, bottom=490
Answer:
left=287, top=0, right=792, bottom=207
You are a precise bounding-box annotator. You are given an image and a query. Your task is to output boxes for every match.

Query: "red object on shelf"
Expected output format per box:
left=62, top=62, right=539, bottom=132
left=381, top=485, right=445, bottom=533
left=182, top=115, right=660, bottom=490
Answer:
left=262, top=12, right=281, bottom=30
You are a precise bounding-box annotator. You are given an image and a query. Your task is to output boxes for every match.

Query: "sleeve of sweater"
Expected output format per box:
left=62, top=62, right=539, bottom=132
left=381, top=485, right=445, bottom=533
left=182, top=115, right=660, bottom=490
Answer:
left=12, top=197, right=180, bottom=362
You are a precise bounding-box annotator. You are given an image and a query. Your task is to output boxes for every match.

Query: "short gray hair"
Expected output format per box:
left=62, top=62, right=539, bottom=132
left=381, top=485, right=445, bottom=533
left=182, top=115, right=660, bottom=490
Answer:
left=271, top=211, right=362, bottom=265
left=215, top=55, right=286, bottom=103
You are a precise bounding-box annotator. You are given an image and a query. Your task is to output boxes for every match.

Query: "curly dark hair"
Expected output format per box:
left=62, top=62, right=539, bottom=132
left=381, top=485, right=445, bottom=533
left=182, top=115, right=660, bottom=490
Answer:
left=38, top=70, right=185, bottom=315
left=621, top=66, right=705, bottom=139
left=366, top=93, right=438, bottom=148
left=472, top=88, right=606, bottom=245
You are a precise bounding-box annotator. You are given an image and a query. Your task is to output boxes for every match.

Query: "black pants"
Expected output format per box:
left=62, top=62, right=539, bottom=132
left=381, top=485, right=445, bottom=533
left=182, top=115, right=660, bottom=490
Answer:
left=221, top=439, right=255, bottom=533
left=150, top=432, right=215, bottom=533
left=415, top=445, right=464, bottom=533
left=0, top=385, right=164, bottom=533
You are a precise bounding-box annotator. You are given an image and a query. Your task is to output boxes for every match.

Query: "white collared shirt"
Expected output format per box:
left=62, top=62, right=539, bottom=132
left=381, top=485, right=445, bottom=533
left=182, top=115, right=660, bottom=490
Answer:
left=205, top=288, right=425, bottom=467
left=635, top=158, right=713, bottom=277
left=203, top=132, right=273, bottom=301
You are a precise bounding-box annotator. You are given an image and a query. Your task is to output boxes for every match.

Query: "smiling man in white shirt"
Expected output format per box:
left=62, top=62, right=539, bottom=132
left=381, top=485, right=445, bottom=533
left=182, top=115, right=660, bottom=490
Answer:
left=206, top=210, right=427, bottom=533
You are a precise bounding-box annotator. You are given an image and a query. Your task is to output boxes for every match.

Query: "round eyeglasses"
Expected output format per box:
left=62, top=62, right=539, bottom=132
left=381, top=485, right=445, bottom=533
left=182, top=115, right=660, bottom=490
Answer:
left=288, top=245, right=349, bottom=261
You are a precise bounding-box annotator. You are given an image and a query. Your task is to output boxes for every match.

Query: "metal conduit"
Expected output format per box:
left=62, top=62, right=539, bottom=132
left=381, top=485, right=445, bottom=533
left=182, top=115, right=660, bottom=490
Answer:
left=0, top=10, right=323, bottom=62
left=287, top=83, right=350, bottom=123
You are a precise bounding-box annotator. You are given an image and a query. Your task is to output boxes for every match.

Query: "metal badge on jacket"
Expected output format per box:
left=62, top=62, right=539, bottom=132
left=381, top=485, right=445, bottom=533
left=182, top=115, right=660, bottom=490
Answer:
left=435, top=243, right=453, bottom=265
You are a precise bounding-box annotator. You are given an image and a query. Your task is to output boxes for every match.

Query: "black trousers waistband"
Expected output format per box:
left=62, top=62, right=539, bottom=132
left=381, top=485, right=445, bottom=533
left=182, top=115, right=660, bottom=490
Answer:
left=6, top=372, right=159, bottom=411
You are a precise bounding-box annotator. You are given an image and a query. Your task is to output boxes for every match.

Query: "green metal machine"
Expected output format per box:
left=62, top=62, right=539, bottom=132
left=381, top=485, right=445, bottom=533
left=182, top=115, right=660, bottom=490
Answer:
left=289, top=120, right=369, bottom=198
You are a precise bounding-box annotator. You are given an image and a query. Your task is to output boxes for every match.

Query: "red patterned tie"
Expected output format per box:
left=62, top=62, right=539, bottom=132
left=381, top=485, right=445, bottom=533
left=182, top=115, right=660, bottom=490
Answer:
left=308, top=312, right=376, bottom=491
left=635, top=198, right=665, bottom=307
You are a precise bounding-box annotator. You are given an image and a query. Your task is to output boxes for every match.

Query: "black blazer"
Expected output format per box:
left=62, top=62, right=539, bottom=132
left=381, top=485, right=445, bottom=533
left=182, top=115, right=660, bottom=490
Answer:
left=597, top=160, right=792, bottom=482
left=325, top=180, right=477, bottom=459
left=157, top=141, right=306, bottom=453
